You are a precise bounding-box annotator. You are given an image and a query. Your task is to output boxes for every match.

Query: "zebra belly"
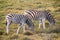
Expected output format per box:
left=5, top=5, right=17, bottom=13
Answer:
left=12, top=17, right=20, bottom=23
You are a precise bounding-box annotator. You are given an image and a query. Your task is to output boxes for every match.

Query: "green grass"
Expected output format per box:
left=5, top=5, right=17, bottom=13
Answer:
left=0, top=0, right=60, bottom=40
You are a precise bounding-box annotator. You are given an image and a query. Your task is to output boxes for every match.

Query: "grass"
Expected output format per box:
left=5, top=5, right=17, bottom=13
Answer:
left=0, top=0, right=60, bottom=40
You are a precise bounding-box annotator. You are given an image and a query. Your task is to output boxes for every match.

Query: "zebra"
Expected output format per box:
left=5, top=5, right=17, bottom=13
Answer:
left=24, top=9, right=55, bottom=29
left=6, top=13, right=34, bottom=34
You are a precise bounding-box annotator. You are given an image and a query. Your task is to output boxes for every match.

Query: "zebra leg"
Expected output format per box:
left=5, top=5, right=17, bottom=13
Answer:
left=17, top=25, right=21, bottom=34
left=21, top=21, right=26, bottom=33
left=22, top=24, right=25, bottom=33
left=42, top=18, right=45, bottom=29
left=6, top=19, right=11, bottom=34
left=39, top=20, right=42, bottom=29
left=17, top=23, right=25, bottom=34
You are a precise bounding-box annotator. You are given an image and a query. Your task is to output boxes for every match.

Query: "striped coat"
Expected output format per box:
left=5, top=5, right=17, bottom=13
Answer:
left=24, top=9, right=55, bottom=29
left=6, top=13, right=34, bottom=34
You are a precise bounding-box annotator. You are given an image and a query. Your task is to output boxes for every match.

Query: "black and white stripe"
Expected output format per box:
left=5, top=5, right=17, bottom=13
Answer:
left=6, top=13, right=34, bottom=34
left=24, top=9, right=55, bottom=29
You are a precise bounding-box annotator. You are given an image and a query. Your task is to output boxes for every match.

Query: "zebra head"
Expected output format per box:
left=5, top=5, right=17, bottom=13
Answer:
left=45, top=11, right=55, bottom=26
left=25, top=16, right=34, bottom=32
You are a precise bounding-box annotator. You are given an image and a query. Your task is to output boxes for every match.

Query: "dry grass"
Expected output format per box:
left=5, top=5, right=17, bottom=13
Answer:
left=0, top=0, right=60, bottom=40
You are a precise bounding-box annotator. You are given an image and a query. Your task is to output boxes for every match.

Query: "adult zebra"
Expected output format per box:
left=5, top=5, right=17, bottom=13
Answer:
left=6, top=13, right=34, bottom=34
left=24, top=9, right=55, bottom=29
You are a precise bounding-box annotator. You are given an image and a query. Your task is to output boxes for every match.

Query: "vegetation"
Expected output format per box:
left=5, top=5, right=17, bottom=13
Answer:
left=0, top=0, right=60, bottom=40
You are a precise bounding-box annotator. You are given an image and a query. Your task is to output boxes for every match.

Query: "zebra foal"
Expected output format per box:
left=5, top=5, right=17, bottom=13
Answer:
left=24, top=9, right=55, bottom=29
left=6, top=13, right=34, bottom=34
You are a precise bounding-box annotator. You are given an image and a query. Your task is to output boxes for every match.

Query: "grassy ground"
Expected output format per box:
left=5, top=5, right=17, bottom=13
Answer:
left=0, top=0, right=60, bottom=40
